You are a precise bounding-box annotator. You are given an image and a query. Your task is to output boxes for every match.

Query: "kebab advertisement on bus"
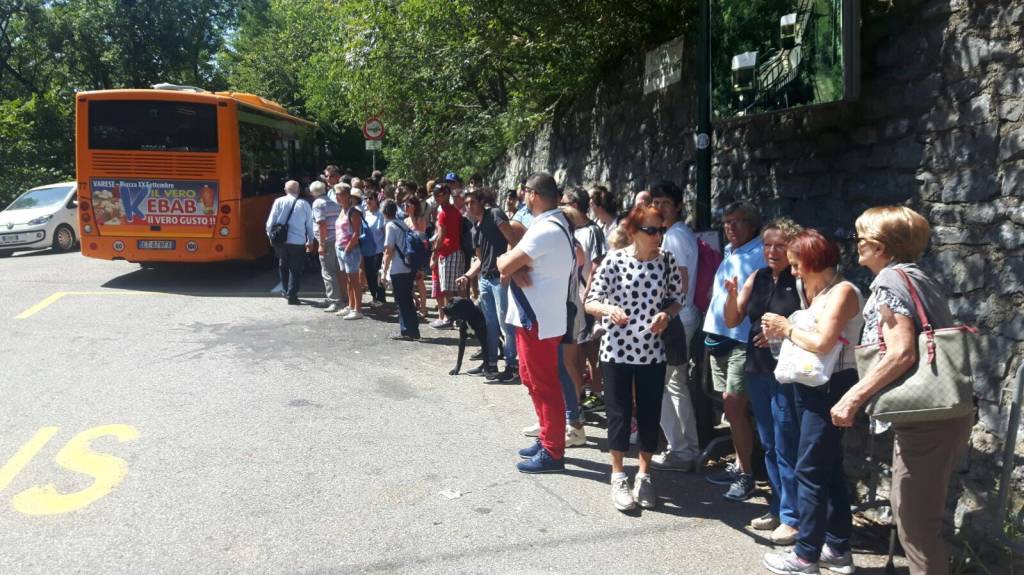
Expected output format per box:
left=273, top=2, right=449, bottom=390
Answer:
left=90, top=179, right=219, bottom=228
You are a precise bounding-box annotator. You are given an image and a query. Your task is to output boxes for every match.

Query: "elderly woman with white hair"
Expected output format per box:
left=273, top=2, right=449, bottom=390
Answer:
left=310, top=181, right=343, bottom=312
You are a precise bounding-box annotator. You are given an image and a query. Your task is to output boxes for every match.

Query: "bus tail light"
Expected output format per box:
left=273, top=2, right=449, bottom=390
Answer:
left=219, top=227, right=230, bottom=237
left=220, top=205, right=231, bottom=215
left=80, top=201, right=90, bottom=212
left=83, top=224, right=93, bottom=234
left=82, top=212, right=92, bottom=223
left=89, top=242, right=98, bottom=251
left=219, top=216, right=230, bottom=226
left=215, top=244, right=224, bottom=252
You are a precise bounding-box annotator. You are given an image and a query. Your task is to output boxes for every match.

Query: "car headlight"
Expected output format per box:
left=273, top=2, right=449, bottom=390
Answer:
left=27, top=214, right=53, bottom=225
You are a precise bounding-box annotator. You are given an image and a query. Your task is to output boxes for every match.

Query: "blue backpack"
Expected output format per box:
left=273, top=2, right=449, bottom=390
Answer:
left=393, top=221, right=429, bottom=271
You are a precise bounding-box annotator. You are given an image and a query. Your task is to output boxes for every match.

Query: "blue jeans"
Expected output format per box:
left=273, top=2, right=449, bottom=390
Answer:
left=478, top=275, right=516, bottom=366
left=558, top=345, right=582, bottom=425
left=390, top=272, right=419, bottom=339
left=747, top=372, right=801, bottom=527
left=793, top=369, right=857, bottom=562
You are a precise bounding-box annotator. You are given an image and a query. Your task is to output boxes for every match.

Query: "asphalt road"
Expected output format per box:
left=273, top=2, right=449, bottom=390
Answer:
left=0, top=248, right=905, bottom=574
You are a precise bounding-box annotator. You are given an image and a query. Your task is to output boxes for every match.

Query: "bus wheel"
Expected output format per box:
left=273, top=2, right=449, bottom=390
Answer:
left=52, top=224, right=77, bottom=252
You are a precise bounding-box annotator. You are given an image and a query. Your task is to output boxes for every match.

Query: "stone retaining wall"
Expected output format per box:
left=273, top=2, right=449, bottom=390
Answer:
left=491, top=0, right=1023, bottom=567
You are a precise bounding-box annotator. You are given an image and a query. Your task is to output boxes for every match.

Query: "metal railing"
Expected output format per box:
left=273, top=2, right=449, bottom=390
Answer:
left=995, top=363, right=1024, bottom=554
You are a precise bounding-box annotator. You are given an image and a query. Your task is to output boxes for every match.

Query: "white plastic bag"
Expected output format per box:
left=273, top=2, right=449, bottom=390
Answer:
left=774, top=309, right=844, bottom=387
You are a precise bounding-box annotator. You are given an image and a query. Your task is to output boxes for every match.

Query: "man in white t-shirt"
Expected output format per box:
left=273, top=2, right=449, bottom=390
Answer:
left=649, top=181, right=702, bottom=472
left=498, top=172, right=574, bottom=474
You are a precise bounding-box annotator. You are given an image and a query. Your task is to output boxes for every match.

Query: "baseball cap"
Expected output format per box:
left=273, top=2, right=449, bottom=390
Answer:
left=444, top=172, right=461, bottom=183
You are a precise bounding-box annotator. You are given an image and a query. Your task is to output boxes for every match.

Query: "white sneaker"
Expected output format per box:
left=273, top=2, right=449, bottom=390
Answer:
left=565, top=425, right=586, bottom=447
left=343, top=310, right=364, bottom=320
left=632, top=474, right=657, bottom=509
left=522, top=423, right=541, bottom=437
left=611, top=476, right=636, bottom=512
left=334, top=306, right=352, bottom=317
left=324, top=303, right=342, bottom=313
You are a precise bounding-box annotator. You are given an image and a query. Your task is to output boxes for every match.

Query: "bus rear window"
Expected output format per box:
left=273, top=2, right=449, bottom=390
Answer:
left=89, top=100, right=218, bottom=152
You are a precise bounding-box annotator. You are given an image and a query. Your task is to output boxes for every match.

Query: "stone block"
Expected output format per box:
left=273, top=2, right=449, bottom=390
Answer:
left=1002, top=257, right=1024, bottom=295
left=1000, top=315, right=1024, bottom=342
left=928, top=204, right=964, bottom=225
left=915, top=73, right=945, bottom=101
left=990, top=222, right=1024, bottom=250
left=999, top=99, right=1024, bottom=122
left=1000, top=127, right=1024, bottom=162
left=931, top=250, right=988, bottom=291
left=947, top=34, right=993, bottom=73
left=963, top=204, right=998, bottom=225
left=844, top=172, right=916, bottom=202
left=978, top=398, right=1006, bottom=436
left=1002, top=162, right=1024, bottom=198
left=999, top=69, right=1024, bottom=98
left=928, top=127, right=999, bottom=170
left=963, top=94, right=992, bottom=124
left=940, top=168, right=1000, bottom=203
left=948, top=295, right=978, bottom=323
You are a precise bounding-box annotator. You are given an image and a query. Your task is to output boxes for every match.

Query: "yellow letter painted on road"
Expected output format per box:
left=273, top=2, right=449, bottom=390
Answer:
left=0, top=427, right=59, bottom=493
left=11, top=424, right=139, bottom=516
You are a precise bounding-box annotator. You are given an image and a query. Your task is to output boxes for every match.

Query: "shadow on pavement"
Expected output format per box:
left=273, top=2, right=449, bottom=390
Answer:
left=101, top=261, right=325, bottom=298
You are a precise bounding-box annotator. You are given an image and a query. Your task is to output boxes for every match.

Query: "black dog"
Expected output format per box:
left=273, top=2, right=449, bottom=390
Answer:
left=442, top=297, right=489, bottom=376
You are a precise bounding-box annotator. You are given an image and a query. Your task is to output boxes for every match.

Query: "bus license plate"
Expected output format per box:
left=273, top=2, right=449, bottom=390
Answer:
left=137, top=240, right=175, bottom=250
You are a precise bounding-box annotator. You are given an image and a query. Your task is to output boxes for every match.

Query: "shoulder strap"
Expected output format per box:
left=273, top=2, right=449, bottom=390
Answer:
left=281, top=196, right=299, bottom=224
left=893, top=268, right=930, bottom=329
left=549, top=218, right=578, bottom=297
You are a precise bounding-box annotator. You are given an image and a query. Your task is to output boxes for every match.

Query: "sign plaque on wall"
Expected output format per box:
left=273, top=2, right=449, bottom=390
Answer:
left=643, top=36, right=685, bottom=95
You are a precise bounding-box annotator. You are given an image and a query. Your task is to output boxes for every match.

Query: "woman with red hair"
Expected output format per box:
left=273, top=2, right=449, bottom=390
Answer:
left=585, top=205, right=685, bottom=512
left=760, top=229, right=864, bottom=574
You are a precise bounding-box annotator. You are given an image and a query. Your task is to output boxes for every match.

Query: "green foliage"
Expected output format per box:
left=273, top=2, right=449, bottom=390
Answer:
left=228, top=0, right=692, bottom=180
left=0, top=0, right=241, bottom=208
left=0, top=94, right=71, bottom=206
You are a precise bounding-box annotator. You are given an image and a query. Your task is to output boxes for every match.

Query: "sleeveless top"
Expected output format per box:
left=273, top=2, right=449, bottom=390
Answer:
left=744, top=267, right=802, bottom=375
left=805, top=278, right=865, bottom=373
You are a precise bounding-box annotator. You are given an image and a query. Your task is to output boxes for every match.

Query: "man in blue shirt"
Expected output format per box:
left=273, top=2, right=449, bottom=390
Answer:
left=266, top=180, right=315, bottom=305
left=702, top=201, right=766, bottom=500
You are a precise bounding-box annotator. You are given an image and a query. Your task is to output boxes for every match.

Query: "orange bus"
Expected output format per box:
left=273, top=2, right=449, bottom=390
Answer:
left=75, top=86, right=321, bottom=263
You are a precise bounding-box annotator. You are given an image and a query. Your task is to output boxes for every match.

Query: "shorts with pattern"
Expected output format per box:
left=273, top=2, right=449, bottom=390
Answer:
left=438, top=250, right=466, bottom=293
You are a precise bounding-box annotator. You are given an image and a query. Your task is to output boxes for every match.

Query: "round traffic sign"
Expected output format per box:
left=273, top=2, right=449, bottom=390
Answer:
left=363, top=117, right=385, bottom=140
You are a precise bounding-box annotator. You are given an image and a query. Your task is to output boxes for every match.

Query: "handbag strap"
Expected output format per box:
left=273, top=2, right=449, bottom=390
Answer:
left=889, top=267, right=936, bottom=364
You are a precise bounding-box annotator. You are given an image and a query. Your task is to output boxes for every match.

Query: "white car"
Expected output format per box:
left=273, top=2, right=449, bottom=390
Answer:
left=0, top=182, right=79, bottom=257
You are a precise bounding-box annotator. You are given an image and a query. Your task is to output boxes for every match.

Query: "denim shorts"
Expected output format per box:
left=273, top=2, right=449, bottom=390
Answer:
left=338, top=246, right=362, bottom=274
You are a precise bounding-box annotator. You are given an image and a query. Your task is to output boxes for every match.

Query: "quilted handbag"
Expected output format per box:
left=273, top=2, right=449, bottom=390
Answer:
left=855, top=268, right=976, bottom=424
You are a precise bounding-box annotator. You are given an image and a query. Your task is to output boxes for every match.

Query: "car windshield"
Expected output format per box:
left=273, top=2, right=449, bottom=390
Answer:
left=6, top=186, right=73, bottom=211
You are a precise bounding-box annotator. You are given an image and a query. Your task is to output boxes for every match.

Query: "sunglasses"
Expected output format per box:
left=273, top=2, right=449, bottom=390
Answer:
left=637, top=226, right=667, bottom=236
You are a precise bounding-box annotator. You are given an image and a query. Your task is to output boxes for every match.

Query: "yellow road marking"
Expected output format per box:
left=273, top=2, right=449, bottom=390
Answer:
left=14, top=291, right=158, bottom=319
left=14, top=289, right=321, bottom=319
left=0, top=427, right=59, bottom=493
left=14, top=293, right=67, bottom=320
left=12, top=424, right=139, bottom=516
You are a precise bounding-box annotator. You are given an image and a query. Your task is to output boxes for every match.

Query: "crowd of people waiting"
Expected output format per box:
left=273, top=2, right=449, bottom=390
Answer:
left=266, top=165, right=972, bottom=575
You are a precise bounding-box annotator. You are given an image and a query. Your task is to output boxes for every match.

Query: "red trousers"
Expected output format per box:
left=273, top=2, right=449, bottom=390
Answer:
left=516, top=324, right=565, bottom=459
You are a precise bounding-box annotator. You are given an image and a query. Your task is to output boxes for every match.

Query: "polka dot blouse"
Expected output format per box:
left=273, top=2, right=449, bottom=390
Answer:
left=587, top=246, right=685, bottom=365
